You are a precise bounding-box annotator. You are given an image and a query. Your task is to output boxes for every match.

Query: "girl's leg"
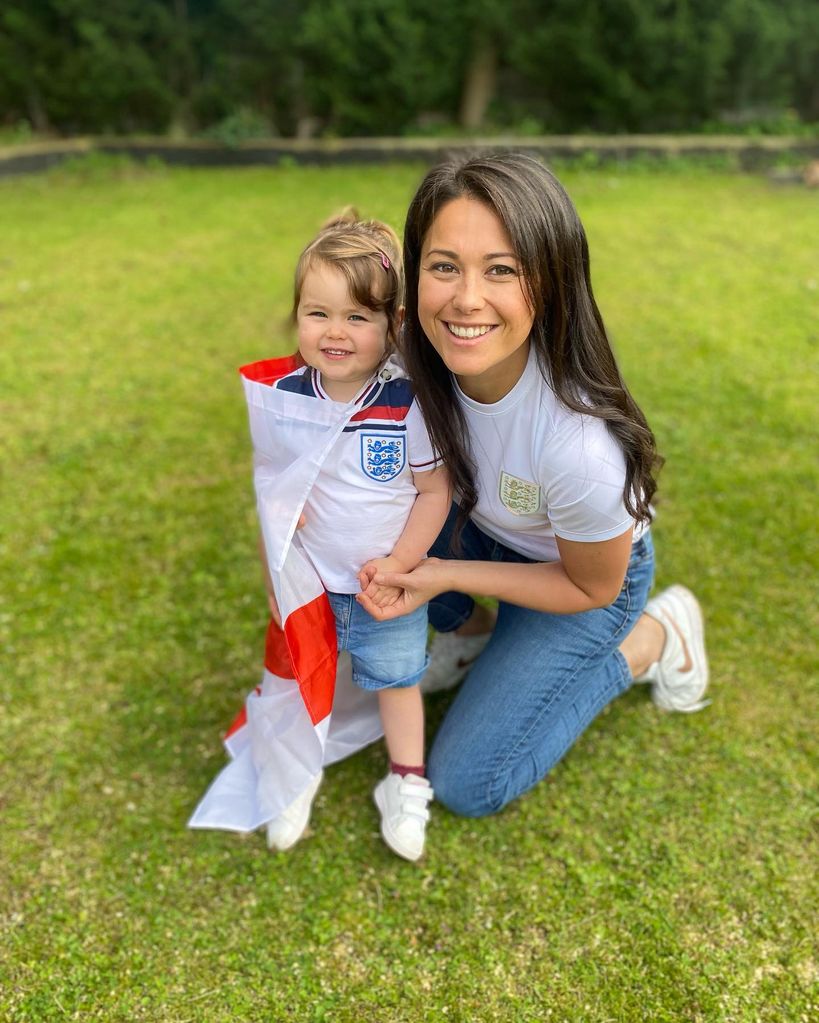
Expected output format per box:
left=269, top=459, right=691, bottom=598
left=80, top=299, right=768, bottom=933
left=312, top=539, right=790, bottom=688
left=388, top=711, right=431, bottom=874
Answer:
left=428, top=540, right=655, bottom=817
left=377, top=685, right=424, bottom=768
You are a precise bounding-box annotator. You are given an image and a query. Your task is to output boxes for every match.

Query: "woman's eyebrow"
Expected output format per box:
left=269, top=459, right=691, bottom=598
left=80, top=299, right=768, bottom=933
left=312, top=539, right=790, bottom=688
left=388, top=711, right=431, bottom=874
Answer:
left=425, top=248, right=519, bottom=260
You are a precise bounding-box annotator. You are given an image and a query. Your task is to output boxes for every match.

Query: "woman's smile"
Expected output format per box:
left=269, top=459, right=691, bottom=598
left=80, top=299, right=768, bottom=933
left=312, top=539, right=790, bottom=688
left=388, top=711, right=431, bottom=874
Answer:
left=445, top=322, right=498, bottom=341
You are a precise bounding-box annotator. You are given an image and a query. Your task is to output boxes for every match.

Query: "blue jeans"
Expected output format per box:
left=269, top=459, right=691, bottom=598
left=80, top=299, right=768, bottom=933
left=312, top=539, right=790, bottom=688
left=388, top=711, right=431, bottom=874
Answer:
left=427, top=509, right=655, bottom=817
left=326, top=592, right=429, bottom=692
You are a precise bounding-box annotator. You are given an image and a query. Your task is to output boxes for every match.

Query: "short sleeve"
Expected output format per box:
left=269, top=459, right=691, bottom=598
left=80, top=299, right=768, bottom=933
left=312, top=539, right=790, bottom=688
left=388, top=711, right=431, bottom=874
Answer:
left=405, top=399, right=443, bottom=473
left=543, top=414, right=635, bottom=542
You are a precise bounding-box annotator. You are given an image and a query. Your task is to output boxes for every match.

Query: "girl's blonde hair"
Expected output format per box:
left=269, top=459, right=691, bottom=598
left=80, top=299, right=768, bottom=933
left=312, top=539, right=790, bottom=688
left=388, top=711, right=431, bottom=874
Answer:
left=292, top=208, right=403, bottom=347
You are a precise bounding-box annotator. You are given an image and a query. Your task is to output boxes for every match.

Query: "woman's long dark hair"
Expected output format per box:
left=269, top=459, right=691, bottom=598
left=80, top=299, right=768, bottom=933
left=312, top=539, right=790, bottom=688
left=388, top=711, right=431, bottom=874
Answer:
left=401, top=151, right=662, bottom=541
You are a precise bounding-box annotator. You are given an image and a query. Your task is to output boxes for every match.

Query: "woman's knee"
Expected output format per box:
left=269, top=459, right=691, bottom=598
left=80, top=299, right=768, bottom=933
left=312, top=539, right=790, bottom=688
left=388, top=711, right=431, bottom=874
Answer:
left=428, top=747, right=509, bottom=818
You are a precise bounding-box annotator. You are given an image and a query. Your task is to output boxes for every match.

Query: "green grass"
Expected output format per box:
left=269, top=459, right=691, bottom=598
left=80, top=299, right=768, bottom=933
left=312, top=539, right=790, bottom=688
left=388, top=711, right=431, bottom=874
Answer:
left=1, top=159, right=817, bottom=1022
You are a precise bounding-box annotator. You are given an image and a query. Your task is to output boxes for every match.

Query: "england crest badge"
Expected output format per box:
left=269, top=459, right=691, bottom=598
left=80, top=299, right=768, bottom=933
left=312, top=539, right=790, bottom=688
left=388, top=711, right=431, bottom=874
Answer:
left=361, top=432, right=406, bottom=482
left=499, top=470, right=541, bottom=515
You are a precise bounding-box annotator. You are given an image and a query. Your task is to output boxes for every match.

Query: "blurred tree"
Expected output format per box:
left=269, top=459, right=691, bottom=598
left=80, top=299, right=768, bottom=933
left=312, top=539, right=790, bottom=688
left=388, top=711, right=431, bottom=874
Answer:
left=0, top=2, right=60, bottom=131
left=0, top=0, right=815, bottom=136
left=194, top=0, right=303, bottom=136
left=298, top=0, right=465, bottom=135
left=0, top=0, right=175, bottom=133
left=506, top=0, right=819, bottom=132
left=457, top=0, right=515, bottom=130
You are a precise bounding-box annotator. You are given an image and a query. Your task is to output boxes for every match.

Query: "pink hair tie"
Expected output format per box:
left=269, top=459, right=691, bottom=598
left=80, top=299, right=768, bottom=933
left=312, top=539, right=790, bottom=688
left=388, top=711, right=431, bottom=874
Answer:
left=378, top=250, right=391, bottom=271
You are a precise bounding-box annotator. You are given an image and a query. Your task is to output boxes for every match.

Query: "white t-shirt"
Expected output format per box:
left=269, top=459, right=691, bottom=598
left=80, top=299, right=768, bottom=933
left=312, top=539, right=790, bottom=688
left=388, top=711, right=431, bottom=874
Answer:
left=275, top=362, right=441, bottom=592
left=458, top=345, right=644, bottom=563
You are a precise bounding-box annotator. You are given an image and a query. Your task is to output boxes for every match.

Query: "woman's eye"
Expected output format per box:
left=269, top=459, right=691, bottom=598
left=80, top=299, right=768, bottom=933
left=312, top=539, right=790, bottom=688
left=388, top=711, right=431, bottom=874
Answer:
left=429, top=262, right=457, bottom=274
left=487, top=264, right=518, bottom=277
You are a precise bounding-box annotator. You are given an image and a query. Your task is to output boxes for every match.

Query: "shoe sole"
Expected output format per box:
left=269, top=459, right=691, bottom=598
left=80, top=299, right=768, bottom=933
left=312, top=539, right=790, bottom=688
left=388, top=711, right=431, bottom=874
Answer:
left=653, top=585, right=709, bottom=711
left=373, top=783, right=424, bottom=862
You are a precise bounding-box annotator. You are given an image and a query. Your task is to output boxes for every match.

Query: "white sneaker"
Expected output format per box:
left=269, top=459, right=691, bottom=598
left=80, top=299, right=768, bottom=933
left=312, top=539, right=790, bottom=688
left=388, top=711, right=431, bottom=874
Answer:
left=420, top=630, right=491, bottom=694
left=266, top=771, right=323, bottom=851
left=638, top=585, right=710, bottom=712
left=373, top=773, right=434, bottom=862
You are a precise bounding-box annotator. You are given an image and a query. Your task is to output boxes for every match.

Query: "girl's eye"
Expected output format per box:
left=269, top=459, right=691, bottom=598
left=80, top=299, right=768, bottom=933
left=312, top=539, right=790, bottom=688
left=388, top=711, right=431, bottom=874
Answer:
left=349, top=313, right=368, bottom=322
left=487, top=264, right=518, bottom=277
left=308, top=310, right=327, bottom=318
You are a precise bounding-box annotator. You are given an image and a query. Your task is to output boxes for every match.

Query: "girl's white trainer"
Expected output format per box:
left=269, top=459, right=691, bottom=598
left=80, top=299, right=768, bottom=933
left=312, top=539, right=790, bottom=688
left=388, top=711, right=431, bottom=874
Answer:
left=373, top=773, right=434, bottom=861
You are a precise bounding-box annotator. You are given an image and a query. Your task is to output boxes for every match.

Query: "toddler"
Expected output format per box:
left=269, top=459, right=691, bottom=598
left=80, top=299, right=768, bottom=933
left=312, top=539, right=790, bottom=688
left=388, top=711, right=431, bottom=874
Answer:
left=261, top=211, right=450, bottom=861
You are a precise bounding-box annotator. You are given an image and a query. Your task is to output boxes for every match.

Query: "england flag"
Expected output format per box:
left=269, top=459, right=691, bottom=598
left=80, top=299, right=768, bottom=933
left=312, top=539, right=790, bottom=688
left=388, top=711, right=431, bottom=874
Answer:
left=188, top=355, right=383, bottom=833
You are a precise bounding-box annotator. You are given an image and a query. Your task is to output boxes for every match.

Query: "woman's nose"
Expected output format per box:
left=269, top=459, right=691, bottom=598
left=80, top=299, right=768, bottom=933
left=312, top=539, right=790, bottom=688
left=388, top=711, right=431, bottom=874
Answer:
left=452, top=272, right=485, bottom=313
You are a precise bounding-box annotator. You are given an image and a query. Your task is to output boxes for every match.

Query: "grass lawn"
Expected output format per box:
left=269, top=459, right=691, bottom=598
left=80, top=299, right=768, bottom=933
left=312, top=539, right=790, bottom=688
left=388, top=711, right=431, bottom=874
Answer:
left=1, top=158, right=817, bottom=1022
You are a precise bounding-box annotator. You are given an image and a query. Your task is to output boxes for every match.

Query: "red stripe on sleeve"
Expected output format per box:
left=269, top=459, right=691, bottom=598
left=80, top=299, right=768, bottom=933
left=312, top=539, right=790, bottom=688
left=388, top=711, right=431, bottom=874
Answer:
left=349, top=403, right=410, bottom=423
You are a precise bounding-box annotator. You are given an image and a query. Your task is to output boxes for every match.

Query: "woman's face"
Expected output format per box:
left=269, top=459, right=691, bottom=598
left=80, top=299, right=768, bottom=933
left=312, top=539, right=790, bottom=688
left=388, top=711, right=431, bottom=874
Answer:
left=418, top=196, right=534, bottom=403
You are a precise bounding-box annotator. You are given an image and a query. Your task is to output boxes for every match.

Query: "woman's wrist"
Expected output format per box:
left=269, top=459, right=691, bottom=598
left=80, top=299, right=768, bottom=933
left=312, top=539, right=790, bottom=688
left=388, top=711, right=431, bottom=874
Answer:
left=424, top=556, right=455, bottom=597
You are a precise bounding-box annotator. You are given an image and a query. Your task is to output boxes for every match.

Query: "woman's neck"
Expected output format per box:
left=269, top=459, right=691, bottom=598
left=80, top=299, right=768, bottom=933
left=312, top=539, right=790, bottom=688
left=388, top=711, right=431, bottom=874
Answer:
left=455, top=340, right=530, bottom=404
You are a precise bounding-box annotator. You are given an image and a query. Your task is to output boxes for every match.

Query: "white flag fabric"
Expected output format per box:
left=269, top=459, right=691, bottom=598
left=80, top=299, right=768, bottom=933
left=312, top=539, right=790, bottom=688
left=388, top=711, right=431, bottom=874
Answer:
left=188, top=355, right=383, bottom=833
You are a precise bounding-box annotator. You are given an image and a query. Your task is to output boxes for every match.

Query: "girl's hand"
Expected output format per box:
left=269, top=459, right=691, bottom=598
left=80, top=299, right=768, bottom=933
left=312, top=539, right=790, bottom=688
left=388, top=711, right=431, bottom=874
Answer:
left=356, top=558, right=447, bottom=621
left=357, top=556, right=409, bottom=609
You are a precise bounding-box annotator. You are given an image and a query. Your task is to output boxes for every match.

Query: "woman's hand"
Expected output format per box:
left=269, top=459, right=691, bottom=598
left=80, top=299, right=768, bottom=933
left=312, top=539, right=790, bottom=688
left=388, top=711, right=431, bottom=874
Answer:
left=357, top=555, right=408, bottom=609
left=356, top=557, right=448, bottom=621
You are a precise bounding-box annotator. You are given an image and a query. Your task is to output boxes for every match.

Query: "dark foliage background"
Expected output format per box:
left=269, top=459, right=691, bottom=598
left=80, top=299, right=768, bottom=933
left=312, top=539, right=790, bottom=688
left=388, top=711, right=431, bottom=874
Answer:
left=1, top=0, right=816, bottom=137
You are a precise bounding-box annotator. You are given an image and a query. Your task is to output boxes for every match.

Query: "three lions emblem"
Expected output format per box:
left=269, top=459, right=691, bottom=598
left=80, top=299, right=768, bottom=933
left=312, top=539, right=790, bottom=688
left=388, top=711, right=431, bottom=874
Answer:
left=499, top=471, right=541, bottom=515
left=361, top=433, right=406, bottom=482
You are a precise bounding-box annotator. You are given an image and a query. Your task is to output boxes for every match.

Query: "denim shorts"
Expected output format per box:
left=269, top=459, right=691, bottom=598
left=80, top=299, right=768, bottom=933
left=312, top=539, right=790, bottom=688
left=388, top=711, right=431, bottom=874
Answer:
left=325, top=592, right=430, bottom=692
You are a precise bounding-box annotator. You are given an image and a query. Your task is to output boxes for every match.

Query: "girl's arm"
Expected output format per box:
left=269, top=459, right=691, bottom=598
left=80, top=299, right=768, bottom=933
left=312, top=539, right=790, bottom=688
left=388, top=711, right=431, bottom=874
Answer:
left=358, top=465, right=452, bottom=606
left=356, top=526, right=633, bottom=619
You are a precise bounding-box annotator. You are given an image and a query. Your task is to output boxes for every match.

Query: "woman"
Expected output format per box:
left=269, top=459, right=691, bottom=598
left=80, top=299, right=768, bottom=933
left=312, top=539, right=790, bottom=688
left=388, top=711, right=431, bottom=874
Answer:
left=357, top=152, right=708, bottom=818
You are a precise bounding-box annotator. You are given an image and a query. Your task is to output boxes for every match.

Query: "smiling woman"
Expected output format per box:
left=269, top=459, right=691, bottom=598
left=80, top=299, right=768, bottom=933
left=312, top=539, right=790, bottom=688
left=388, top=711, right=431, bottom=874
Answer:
left=355, top=152, right=711, bottom=818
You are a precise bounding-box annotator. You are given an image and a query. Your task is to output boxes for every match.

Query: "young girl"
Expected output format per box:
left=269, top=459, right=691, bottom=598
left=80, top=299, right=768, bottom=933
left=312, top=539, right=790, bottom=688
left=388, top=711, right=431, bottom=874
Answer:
left=358, top=153, right=709, bottom=818
left=261, top=212, right=450, bottom=860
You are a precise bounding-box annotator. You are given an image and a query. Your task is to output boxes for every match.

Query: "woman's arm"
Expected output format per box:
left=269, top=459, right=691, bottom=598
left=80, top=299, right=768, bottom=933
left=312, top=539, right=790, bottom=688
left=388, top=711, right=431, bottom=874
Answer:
left=356, top=526, right=633, bottom=620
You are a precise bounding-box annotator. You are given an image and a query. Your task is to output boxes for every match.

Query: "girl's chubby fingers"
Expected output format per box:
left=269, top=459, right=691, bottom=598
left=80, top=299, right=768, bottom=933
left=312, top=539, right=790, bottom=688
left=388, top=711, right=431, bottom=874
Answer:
left=369, top=570, right=408, bottom=591
left=355, top=590, right=388, bottom=620
left=358, top=564, right=377, bottom=591
left=356, top=589, right=406, bottom=621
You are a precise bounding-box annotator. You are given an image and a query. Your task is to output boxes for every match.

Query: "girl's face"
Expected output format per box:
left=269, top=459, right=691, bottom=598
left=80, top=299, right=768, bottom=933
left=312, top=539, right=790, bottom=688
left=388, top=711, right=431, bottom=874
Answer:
left=418, top=196, right=534, bottom=404
left=296, top=262, right=389, bottom=402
